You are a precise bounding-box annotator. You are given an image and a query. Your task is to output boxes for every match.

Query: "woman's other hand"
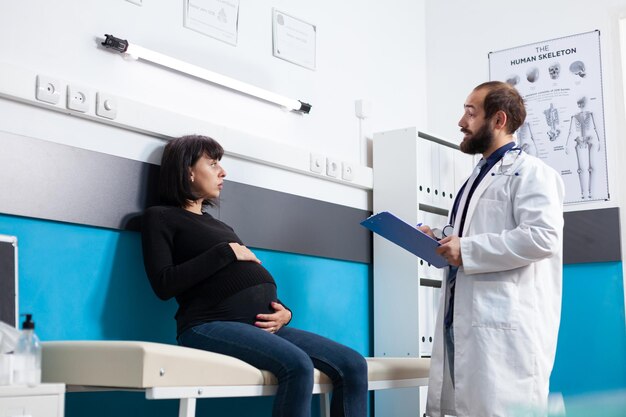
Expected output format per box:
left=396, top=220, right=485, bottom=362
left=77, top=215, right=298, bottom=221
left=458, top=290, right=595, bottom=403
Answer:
left=255, top=301, right=292, bottom=333
left=229, top=243, right=261, bottom=264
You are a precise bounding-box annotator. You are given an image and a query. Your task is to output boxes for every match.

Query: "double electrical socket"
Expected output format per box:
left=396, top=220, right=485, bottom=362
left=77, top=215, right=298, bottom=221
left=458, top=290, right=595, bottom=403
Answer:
left=341, top=161, right=354, bottom=181
left=36, top=75, right=62, bottom=105
left=326, top=158, right=340, bottom=178
left=34, top=74, right=117, bottom=119
left=309, top=153, right=355, bottom=181
left=67, top=85, right=90, bottom=113
left=36, top=75, right=90, bottom=112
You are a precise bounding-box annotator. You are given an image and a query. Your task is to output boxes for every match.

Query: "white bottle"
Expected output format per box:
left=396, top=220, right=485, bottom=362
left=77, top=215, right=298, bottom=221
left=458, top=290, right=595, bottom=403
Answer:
left=13, top=314, right=41, bottom=387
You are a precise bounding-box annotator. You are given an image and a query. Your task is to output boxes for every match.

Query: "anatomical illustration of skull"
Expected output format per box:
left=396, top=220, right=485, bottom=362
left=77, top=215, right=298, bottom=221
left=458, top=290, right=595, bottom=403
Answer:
left=548, top=63, right=560, bottom=80
left=506, top=74, right=520, bottom=86
left=526, top=67, right=539, bottom=83
left=569, top=61, right=586, bottom=78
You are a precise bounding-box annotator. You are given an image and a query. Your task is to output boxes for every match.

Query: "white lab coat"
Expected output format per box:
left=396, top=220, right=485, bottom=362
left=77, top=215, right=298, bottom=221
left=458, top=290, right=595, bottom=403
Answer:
left=426, top=150, right=564, bottom=417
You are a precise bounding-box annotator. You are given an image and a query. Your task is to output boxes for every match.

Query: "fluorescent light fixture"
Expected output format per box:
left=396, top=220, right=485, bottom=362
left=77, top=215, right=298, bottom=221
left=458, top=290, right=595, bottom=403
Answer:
left=101, top=34, right=311, bottom=114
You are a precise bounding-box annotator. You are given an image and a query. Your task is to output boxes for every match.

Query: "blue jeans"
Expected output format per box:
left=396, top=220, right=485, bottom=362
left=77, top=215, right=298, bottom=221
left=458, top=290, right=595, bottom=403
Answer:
left=178, top=321, right=367, bottom=417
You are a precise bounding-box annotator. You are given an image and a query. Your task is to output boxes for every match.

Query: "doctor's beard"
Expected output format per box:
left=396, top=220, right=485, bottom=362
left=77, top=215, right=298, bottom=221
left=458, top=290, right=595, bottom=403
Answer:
left=460, top=119, right=494, bottom=155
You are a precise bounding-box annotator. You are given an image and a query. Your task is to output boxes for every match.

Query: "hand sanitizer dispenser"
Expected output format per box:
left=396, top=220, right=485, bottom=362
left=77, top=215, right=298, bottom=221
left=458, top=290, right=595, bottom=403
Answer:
left=13, top=314, right=41, bottom=387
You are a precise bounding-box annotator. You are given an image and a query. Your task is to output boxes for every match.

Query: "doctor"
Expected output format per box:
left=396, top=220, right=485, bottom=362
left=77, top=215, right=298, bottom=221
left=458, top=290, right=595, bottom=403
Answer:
left=421, top=81, right=564, bottom=417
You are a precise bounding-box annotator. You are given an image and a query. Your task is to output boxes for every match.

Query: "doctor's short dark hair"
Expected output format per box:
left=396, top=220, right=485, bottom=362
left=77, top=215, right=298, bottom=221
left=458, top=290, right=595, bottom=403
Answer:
left=475, top=81, right=526, bottom=134
left=158, top=134, right=224, bottom=207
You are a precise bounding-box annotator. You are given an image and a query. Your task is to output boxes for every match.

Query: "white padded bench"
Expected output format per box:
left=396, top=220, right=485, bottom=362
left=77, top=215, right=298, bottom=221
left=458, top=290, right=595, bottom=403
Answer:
left=42, top=341, right=429, bottom=417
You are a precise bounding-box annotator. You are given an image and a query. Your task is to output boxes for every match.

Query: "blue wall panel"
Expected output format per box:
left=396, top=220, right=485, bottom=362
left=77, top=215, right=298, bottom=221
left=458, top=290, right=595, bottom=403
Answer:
left=0, top=214, right=370, bottom=416
left=551, top=262, right=626, bottom=399
left=0, top=214, right=177, bottom=343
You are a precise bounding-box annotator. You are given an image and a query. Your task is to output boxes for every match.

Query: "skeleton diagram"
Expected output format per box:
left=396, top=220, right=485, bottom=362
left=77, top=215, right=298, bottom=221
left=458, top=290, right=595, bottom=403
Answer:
left=543, top=103, right=561, bottom=141
left=516, top=122, right=537, bottom=156
left=565, top=97, right=601, bottom=199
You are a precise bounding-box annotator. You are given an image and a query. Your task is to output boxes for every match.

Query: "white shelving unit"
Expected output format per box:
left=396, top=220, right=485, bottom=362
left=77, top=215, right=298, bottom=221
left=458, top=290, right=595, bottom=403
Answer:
left=371, top=127, right=472, bottom=417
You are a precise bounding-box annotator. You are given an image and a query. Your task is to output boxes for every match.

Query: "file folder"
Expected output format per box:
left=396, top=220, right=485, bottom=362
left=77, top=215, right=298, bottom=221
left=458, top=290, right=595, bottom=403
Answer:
left=361, top=211, right=448, bottom=268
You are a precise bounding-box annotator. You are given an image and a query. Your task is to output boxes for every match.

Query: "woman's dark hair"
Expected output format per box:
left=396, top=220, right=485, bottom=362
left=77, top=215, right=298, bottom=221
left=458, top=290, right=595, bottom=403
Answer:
left=474, top=81, right=526, bottom=134
left=158, top=135, right=224, bottom=207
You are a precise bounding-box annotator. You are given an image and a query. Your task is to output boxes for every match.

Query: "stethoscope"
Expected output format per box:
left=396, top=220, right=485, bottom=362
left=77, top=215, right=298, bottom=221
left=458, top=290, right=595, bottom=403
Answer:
left=432, top=224, right=455, bottom=240
left=436, top=147, right=524, bottom=239
left=491, top=147, right=523, bottom=177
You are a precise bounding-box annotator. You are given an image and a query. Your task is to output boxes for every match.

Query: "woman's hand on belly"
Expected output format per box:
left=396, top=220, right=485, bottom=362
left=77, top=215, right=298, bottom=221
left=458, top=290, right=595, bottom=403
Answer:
left=255, top=301, right=292, bottom=333
left=229, top=242, right=261, bottom=264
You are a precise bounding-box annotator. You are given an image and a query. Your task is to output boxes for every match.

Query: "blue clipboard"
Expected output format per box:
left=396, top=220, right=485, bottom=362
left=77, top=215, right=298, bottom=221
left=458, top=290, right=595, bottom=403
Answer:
left=361, top=211, right=448, bottom=268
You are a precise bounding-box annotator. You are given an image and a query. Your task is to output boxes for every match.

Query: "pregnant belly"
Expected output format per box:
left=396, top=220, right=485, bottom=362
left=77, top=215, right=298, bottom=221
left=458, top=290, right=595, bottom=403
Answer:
left=211, top=283, right=278, bottom=324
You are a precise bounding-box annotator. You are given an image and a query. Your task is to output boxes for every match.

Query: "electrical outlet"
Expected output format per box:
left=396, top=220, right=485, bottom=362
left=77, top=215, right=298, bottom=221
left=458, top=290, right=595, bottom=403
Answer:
left=35, top=75, right=62, bottom=105
left=342, top=162, right=355, bottom=181
left=96, top=92, right=117, bottom=119
left=326, top=158, right=340, bottom=178
left=310, top=153, right=325, bottom=173
left=66, top=85, right=89, bottom=113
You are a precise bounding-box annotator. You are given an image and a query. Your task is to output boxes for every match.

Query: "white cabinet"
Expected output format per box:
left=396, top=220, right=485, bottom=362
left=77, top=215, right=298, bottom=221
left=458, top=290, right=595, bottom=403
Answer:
left=372, top=127, right=472, bottom=417
left=0, top=384, right=65, bottom=417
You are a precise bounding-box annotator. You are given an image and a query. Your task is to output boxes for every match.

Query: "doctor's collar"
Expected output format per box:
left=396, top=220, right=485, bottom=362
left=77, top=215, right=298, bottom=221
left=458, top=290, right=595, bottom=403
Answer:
left=485, top=142, right=516, bottom=165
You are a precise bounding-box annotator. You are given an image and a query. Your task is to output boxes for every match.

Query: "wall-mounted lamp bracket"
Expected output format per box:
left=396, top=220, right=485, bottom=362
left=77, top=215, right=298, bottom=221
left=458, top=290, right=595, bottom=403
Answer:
left=102, top=34, right=129, bottom=53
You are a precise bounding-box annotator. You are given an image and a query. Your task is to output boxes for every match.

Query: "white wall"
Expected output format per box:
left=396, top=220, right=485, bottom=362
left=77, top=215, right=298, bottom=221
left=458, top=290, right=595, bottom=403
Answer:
left=0, top=0, right=428, bottom=211
left=424, top=0, right=626, bottom=212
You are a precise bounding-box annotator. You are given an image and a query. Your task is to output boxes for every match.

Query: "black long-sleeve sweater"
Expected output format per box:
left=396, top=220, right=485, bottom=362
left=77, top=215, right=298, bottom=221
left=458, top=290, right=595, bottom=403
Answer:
left=141, top=206, right=277, bottom=336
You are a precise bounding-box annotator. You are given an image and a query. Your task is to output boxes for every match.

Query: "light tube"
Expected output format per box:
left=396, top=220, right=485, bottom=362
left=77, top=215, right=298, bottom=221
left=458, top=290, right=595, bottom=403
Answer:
left=101, top=34, right=311, bottom=114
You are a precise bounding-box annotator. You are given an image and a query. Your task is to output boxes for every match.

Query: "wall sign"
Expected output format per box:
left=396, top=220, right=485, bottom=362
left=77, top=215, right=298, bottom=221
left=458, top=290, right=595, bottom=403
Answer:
left=272, top=9, right=316, bottom=70
left=184, top=0, right=240, bottom=46
left=489, top=31, right=609, bottom=204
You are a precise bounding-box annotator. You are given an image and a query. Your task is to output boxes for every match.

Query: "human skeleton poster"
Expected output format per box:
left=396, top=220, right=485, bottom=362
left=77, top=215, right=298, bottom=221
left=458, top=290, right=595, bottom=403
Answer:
left=489, top=30, right=609, bottom=204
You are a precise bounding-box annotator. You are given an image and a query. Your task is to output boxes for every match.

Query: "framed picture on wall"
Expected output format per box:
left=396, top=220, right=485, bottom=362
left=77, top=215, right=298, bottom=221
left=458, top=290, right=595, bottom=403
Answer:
left=272, top=9, right=316, bottom=70
left=183, top=0, right=240, bottom=46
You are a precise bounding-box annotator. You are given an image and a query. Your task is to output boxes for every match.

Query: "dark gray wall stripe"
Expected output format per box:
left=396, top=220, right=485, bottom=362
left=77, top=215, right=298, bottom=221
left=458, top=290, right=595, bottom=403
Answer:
left=0, top=131, right=160, bottom=231
left=213, top=182, right=372, bottom=263
left=1, top=131, right=621, bottom=265
left=563, top=207, right=621, bottom=264
left=0, top=131, right=371, bottom=263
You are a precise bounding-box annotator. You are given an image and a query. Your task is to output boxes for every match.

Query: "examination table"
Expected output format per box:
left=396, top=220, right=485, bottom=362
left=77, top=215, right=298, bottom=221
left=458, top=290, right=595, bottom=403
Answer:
left=42, top=341, right=430, bottom=417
